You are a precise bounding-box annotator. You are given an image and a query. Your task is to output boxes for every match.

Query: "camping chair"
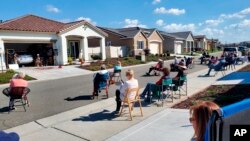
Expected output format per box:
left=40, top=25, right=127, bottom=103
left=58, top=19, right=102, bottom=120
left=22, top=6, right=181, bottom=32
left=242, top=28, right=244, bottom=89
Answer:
left=172, top=75, right=187, bottom=99
left=111, top=70, right=122, bottom=84
left=92, top=73, right=109, bottom=99
left=214, top=63, right=226, bottom=77
left=2, top=87, right=30, bottom=113
left=119, top=87, right=143, bottom=120
left=205, top=98, right=250, bottom=141
left=160, top=79, right=174, bottom=106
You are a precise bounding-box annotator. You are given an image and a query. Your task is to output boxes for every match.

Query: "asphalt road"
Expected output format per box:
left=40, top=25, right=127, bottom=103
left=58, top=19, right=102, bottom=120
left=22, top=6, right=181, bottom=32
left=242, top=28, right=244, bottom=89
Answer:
left=0, top=55, right=217, bottom=130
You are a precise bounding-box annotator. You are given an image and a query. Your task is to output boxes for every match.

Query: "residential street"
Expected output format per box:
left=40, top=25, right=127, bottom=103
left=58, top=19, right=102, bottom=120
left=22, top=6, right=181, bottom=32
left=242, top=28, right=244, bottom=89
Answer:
left=0, top=57, right=210, bottom=130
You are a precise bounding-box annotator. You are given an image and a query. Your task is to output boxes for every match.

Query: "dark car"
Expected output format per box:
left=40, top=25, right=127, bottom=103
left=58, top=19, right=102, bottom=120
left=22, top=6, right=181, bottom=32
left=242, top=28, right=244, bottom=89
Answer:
left=238, top=46, right=248, bottom=52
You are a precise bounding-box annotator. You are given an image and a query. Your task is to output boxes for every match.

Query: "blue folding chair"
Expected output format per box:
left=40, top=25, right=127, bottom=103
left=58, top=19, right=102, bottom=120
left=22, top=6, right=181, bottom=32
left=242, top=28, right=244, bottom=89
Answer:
left=205, top=98, right=250, bottom=141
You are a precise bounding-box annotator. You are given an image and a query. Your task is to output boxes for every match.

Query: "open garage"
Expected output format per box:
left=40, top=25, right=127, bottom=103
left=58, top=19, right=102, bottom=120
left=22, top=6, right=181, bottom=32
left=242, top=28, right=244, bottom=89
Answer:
left=4, top=42, right=54, bottom=67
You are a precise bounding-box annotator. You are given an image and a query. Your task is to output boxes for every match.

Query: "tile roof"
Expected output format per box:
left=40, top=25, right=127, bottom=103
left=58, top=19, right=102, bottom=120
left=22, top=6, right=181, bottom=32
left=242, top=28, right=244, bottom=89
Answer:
left=194, top=35, right=207, bottom=39
left=115, top=27, right=141, bottom=38
left=159, top=31, right=185, bottom=40
left=0, top=14, right=107, bottom=37
left=169, top=31, right=193, bottom=39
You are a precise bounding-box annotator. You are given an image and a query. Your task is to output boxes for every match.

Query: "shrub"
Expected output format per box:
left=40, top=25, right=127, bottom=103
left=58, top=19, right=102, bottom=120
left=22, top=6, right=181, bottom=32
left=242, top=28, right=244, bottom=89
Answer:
left=91, top=55, right=102, bottom=60
left=68, top=57, right=73, bottom=64
left=143, top=48, right=150, bottom=56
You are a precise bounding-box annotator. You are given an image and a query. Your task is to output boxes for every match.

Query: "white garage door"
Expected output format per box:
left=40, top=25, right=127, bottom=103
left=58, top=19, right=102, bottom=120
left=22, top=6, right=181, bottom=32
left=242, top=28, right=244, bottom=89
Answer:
left=149, top=42, right=159, bottom=55
left=175, top=43, right=182, bottom=54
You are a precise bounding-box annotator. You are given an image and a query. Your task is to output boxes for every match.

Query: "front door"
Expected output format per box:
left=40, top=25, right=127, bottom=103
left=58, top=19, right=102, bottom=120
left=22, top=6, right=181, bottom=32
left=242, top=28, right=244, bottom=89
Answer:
left=68, top=41, right=80, bottom=60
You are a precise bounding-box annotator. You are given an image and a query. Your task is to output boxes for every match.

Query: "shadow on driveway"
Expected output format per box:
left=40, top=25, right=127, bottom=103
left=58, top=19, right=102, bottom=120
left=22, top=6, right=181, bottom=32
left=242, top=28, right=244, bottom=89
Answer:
left=72, top=109, right=117, bottom=121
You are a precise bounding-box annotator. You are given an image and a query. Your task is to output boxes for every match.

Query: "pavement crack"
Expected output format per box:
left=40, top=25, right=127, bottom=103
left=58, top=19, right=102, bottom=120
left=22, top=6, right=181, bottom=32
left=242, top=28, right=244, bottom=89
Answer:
left=52, top=127, right=91, bottom=141
left=34, top=121, right=47, bottom=128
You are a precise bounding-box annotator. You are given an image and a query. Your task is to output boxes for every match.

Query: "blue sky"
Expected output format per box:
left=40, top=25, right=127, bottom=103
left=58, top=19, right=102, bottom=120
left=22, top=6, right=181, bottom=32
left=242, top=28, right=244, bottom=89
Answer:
left=0, top=0, right=250, bottom=43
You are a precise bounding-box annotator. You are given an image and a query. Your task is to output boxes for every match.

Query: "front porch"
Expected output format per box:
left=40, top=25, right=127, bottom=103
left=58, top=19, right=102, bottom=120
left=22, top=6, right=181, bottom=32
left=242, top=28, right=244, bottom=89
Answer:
left=66, top=36, right=105, bottom=64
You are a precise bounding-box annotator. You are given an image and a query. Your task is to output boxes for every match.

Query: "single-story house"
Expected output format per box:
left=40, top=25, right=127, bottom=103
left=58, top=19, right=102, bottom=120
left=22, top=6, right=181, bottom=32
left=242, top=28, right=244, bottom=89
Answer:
left=98, top=27, right=164, bottom=56
left=168, top=31, right=195, bottom=53
left=207, top=38, right=219, bottom=51
left=194, top=35, right=208, bottom=51
left=159, top=31, right=185, bottom=54
left=0, top=14, right=108, bottom=69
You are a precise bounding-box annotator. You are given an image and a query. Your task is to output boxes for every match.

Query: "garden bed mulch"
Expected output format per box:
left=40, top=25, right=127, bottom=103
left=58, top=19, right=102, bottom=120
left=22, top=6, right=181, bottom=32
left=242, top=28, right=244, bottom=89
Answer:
left=81, top=56, right=174, bottom=71
left=172, top=85, right=250, bottom=109
left=238, top=64, right=250, bottom=72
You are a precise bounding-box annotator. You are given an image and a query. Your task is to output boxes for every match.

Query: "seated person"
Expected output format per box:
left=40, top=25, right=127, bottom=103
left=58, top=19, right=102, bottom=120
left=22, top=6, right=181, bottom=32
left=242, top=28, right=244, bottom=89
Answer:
left=146, top=59, right=164, bottom=75
left=9, top=72, right=28, bottom=110
left=189, top=101, right=219, bottom=141
left=186, top=57, right=193, bottom=68
left=208, top=56, right=217, bottom=66
left=0, top=131, right=20, bottom=141
left=109, top=61, right=122, bottom=84
left=115, top=69, right=139, bottom=114
left=200, top=51, right=210, bottom=64
left=93, top=64, right=109, bottom=96
left=205, top=58, right=225, bottom=76
left=141, top=67, right=170, bottom=102
left=172, top=62, right=187, bottom=90
left=170, top=56, right=179, bottom=71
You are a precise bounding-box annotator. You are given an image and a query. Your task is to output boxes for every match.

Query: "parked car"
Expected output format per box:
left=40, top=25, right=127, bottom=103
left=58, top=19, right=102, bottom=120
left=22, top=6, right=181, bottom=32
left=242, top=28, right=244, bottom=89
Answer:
left=223, top=47, right=241, bottom=57
left=238, top=46, right=249, bottom=52
left=17, top=52, right=34, bottom=65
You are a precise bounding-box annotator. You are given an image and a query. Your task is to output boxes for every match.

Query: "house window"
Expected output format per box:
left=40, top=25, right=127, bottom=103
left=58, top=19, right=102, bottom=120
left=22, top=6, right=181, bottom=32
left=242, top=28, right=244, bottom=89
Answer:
left=137, top=41, right=144, bottom=49
left=106, top=41, right=112, bottom=46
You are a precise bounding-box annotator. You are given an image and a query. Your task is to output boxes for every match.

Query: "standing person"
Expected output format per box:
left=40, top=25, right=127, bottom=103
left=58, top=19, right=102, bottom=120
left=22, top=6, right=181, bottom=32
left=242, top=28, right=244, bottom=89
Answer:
left=9, top=72, right=28, bottom=110
left=114, top=69, right=139, bottom=114
left=189, top=101, right=220, bottom=141
left=13, top=53, right=18, bottom=64
left=141, top=67, right=171, bottom=102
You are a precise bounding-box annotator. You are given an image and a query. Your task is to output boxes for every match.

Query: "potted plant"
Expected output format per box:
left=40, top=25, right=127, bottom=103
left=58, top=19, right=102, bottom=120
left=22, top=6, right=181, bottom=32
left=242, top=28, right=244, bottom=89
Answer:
left=68, top=57, right=73, bottom=65
left=79, top=58, right=85, bottom=66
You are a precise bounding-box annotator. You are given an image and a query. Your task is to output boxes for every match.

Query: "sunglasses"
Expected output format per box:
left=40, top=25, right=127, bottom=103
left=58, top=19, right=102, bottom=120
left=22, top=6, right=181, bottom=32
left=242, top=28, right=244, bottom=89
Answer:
left=189, top=117, right=195, bottom=123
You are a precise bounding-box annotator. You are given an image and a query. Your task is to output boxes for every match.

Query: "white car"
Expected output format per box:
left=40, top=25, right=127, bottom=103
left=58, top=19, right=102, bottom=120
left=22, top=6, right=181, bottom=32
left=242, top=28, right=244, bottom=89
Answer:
left=223, top=47, right=241, bottom=57
left=17, top=53, right=34, bottom=65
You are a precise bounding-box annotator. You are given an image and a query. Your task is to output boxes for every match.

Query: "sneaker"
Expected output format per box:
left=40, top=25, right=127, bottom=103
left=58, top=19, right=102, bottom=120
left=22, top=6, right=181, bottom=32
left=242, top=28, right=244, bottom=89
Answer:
left=113, top=111, right=120, bottom=115
left=9, top=106, right=16, bottom=111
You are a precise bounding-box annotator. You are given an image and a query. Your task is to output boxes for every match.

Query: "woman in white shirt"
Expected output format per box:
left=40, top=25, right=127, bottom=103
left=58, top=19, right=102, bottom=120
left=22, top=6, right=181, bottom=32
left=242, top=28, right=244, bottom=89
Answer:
left=115, top=69, right=139, bottom=114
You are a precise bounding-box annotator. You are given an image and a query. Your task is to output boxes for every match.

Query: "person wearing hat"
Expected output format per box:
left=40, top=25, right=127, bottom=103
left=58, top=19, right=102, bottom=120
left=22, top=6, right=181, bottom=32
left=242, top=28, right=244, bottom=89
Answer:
left=0, top=131, right=20, bottom=141
left=172, top=62, right=187, bottom=90
left=146, top=59, right=164, bottom=75
left=93, top=64, right=109, bottom=96
left=9, top=72, right=28, bottom=110
left=141, top=67, right=171, bottom=102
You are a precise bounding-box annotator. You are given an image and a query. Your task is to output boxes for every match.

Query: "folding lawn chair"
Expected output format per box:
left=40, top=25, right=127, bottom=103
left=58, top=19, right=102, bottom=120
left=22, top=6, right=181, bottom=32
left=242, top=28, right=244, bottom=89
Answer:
left=119, top=87, right=143, bottom=120
left=2, top=87, right=31, bottom=113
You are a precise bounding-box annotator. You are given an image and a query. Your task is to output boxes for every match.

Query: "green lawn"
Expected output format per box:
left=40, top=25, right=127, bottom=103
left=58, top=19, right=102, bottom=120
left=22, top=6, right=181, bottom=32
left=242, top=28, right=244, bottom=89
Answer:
left=0, top=70, right=36, bottom=84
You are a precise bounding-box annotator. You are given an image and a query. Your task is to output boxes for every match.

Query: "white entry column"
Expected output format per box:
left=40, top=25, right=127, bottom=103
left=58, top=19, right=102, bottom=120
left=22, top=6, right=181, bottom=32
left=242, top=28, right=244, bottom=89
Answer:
left=83, top=37, right=89, bottom=61
left=100, top=38, right=106, bottom=60
left=0, top=40, right=6, bottom=71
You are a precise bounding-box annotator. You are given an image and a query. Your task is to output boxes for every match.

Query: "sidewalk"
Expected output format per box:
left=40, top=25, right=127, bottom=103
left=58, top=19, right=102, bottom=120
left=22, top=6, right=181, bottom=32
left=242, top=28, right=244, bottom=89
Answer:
left=5, top=63, right=247, bottom=141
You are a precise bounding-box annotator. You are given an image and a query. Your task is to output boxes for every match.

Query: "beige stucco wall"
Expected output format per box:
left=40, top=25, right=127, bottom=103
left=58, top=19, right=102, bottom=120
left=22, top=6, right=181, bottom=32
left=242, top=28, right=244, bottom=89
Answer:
left=147, top=31, right=163, bottom=54
left=133, top=32, right=147, bottom=55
